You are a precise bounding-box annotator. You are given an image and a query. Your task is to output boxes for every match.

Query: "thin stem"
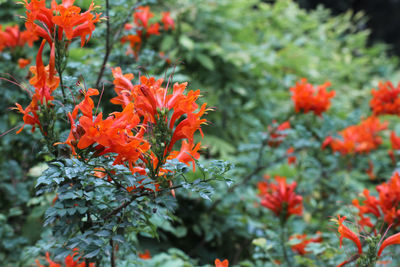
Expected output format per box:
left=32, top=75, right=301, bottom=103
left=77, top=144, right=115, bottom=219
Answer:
left=110, top=239, right=115, bottom=267
left=95, top=1, right=142, bottom=88
left=59, top=71, right=66, bottom=102
left=95, top=0, right=111, bottom=89
left=280, top=223, right=291, bottom=267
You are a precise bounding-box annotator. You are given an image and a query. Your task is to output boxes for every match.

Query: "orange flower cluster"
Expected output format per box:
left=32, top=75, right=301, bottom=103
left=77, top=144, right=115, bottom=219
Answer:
left=121, top=6, right=174, bottom=57
left=322, top=116, right=388, bottom=155
left=290, top=233, right=322, bottom=255
left=14, top=40, right=60, bottom=134
left=335, top=215, right=400, bottom=266
left=110, top=67, right=207, bottom=172
left=370, top=81, right=400, bottom=116
left=258, top=176, right=303, bottom=222
left=353, top=172, right=400, bottom=228
left=60, top=87, right=150, bottom=174
left=23, top=0, right=101, bottom=46
left=0, top=24, right=38, bottom=51
left=290, top=78, right=335, bottom=116
left=59, top=66, right=207, bottom=181
left=36, top=250, right=95, bottom=267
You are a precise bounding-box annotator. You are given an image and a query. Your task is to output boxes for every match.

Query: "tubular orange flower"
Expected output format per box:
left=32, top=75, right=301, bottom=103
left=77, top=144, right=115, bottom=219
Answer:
left=134, top=6, right=153, bottom=29
left=366, top=161, right=375, bottom=180
left=336, top=215, right=362, bottom=254
left=370, top=81, right=400, bottom=116
left=138, top=250, right=151, bottom=259
left=215, top=259, right=229, bottom=267
left=388, top=131, right=400, bottom=164
left=161, top=12, right=174, bottom=31
left=13, top=40, right=59, bottom=134
left=378, top=232, right=400, bottom=256
left=18, top=58, right=31, bottom=68
left=290, top=78, right=335, bottom=116
left=258, top=176, right=303, bottom=221
left=290, top=233, right=322, bottom=255
left=286, top=147, right=296, bottom=165
left=167, top=140, right=201, bottom=171
left=268, top=120, right=290, bottom=147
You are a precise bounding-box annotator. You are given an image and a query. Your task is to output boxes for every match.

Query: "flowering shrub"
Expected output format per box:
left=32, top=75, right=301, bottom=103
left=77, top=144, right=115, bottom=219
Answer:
left=3, top=0, right=400, bottom=266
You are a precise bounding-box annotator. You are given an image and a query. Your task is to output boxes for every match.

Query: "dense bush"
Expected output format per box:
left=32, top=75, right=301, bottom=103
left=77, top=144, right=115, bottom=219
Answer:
left=1, top=0, right=400, bottom=266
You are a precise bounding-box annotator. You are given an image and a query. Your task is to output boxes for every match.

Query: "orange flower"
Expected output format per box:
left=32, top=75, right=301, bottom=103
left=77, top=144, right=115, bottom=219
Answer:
left=134, top=6, right=153, bottom=29
left=388, top=131, right=400, bottom=164
left=286, top=147, right=296, bottom=165
left=336, top=215, right=362, bottom=254
left=35, top=249, right=95, bottom=267
left=290, top=233, right=322, bottom=255
left=268, top=120, right=291, bottom=147
left=378, top=232, right=400, bottom=256
left=290, top=78, right=335, bottom=116
left=0, top=24, right=38, bottom=51
left=214, top=259, right=229, bottom=267
left=322, top=116, right=387, bottom=155
left=167, top=140, right=201, bottom=171
left=23, top=0, right=101, bottom=46
left=366, top=161, right=375, bottom=180
left=370, top=81, right=400, bottom=116
left=258, top=176, right=303, bottom=221
left=13, top=40, right=59, bottom=134
left=18, top=58, right=31, bottom=68
left=161, top=12, right=174, bottom=31
left=138, top=250, right=151, bottom=260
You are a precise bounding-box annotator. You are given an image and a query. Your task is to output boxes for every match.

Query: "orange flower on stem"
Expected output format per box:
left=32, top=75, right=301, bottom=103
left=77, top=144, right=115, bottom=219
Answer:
left=13, top=39, right=59, bottom=134
left=378, top=232, right=400, bottom=256
left=336, top=215, right=362, bottom=254
left=268, top=120, right=290, bottom=147
left=290, top=78, right=335, bottom=116
left=161, top=12, right=174, bottom=31
left=286, top=147, right=296, bottom=165
left=258, top=176, right=303, bottom=223
left=388, top=131, right=400, bottom=164
left=18, top=58, right=31, bottom=68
